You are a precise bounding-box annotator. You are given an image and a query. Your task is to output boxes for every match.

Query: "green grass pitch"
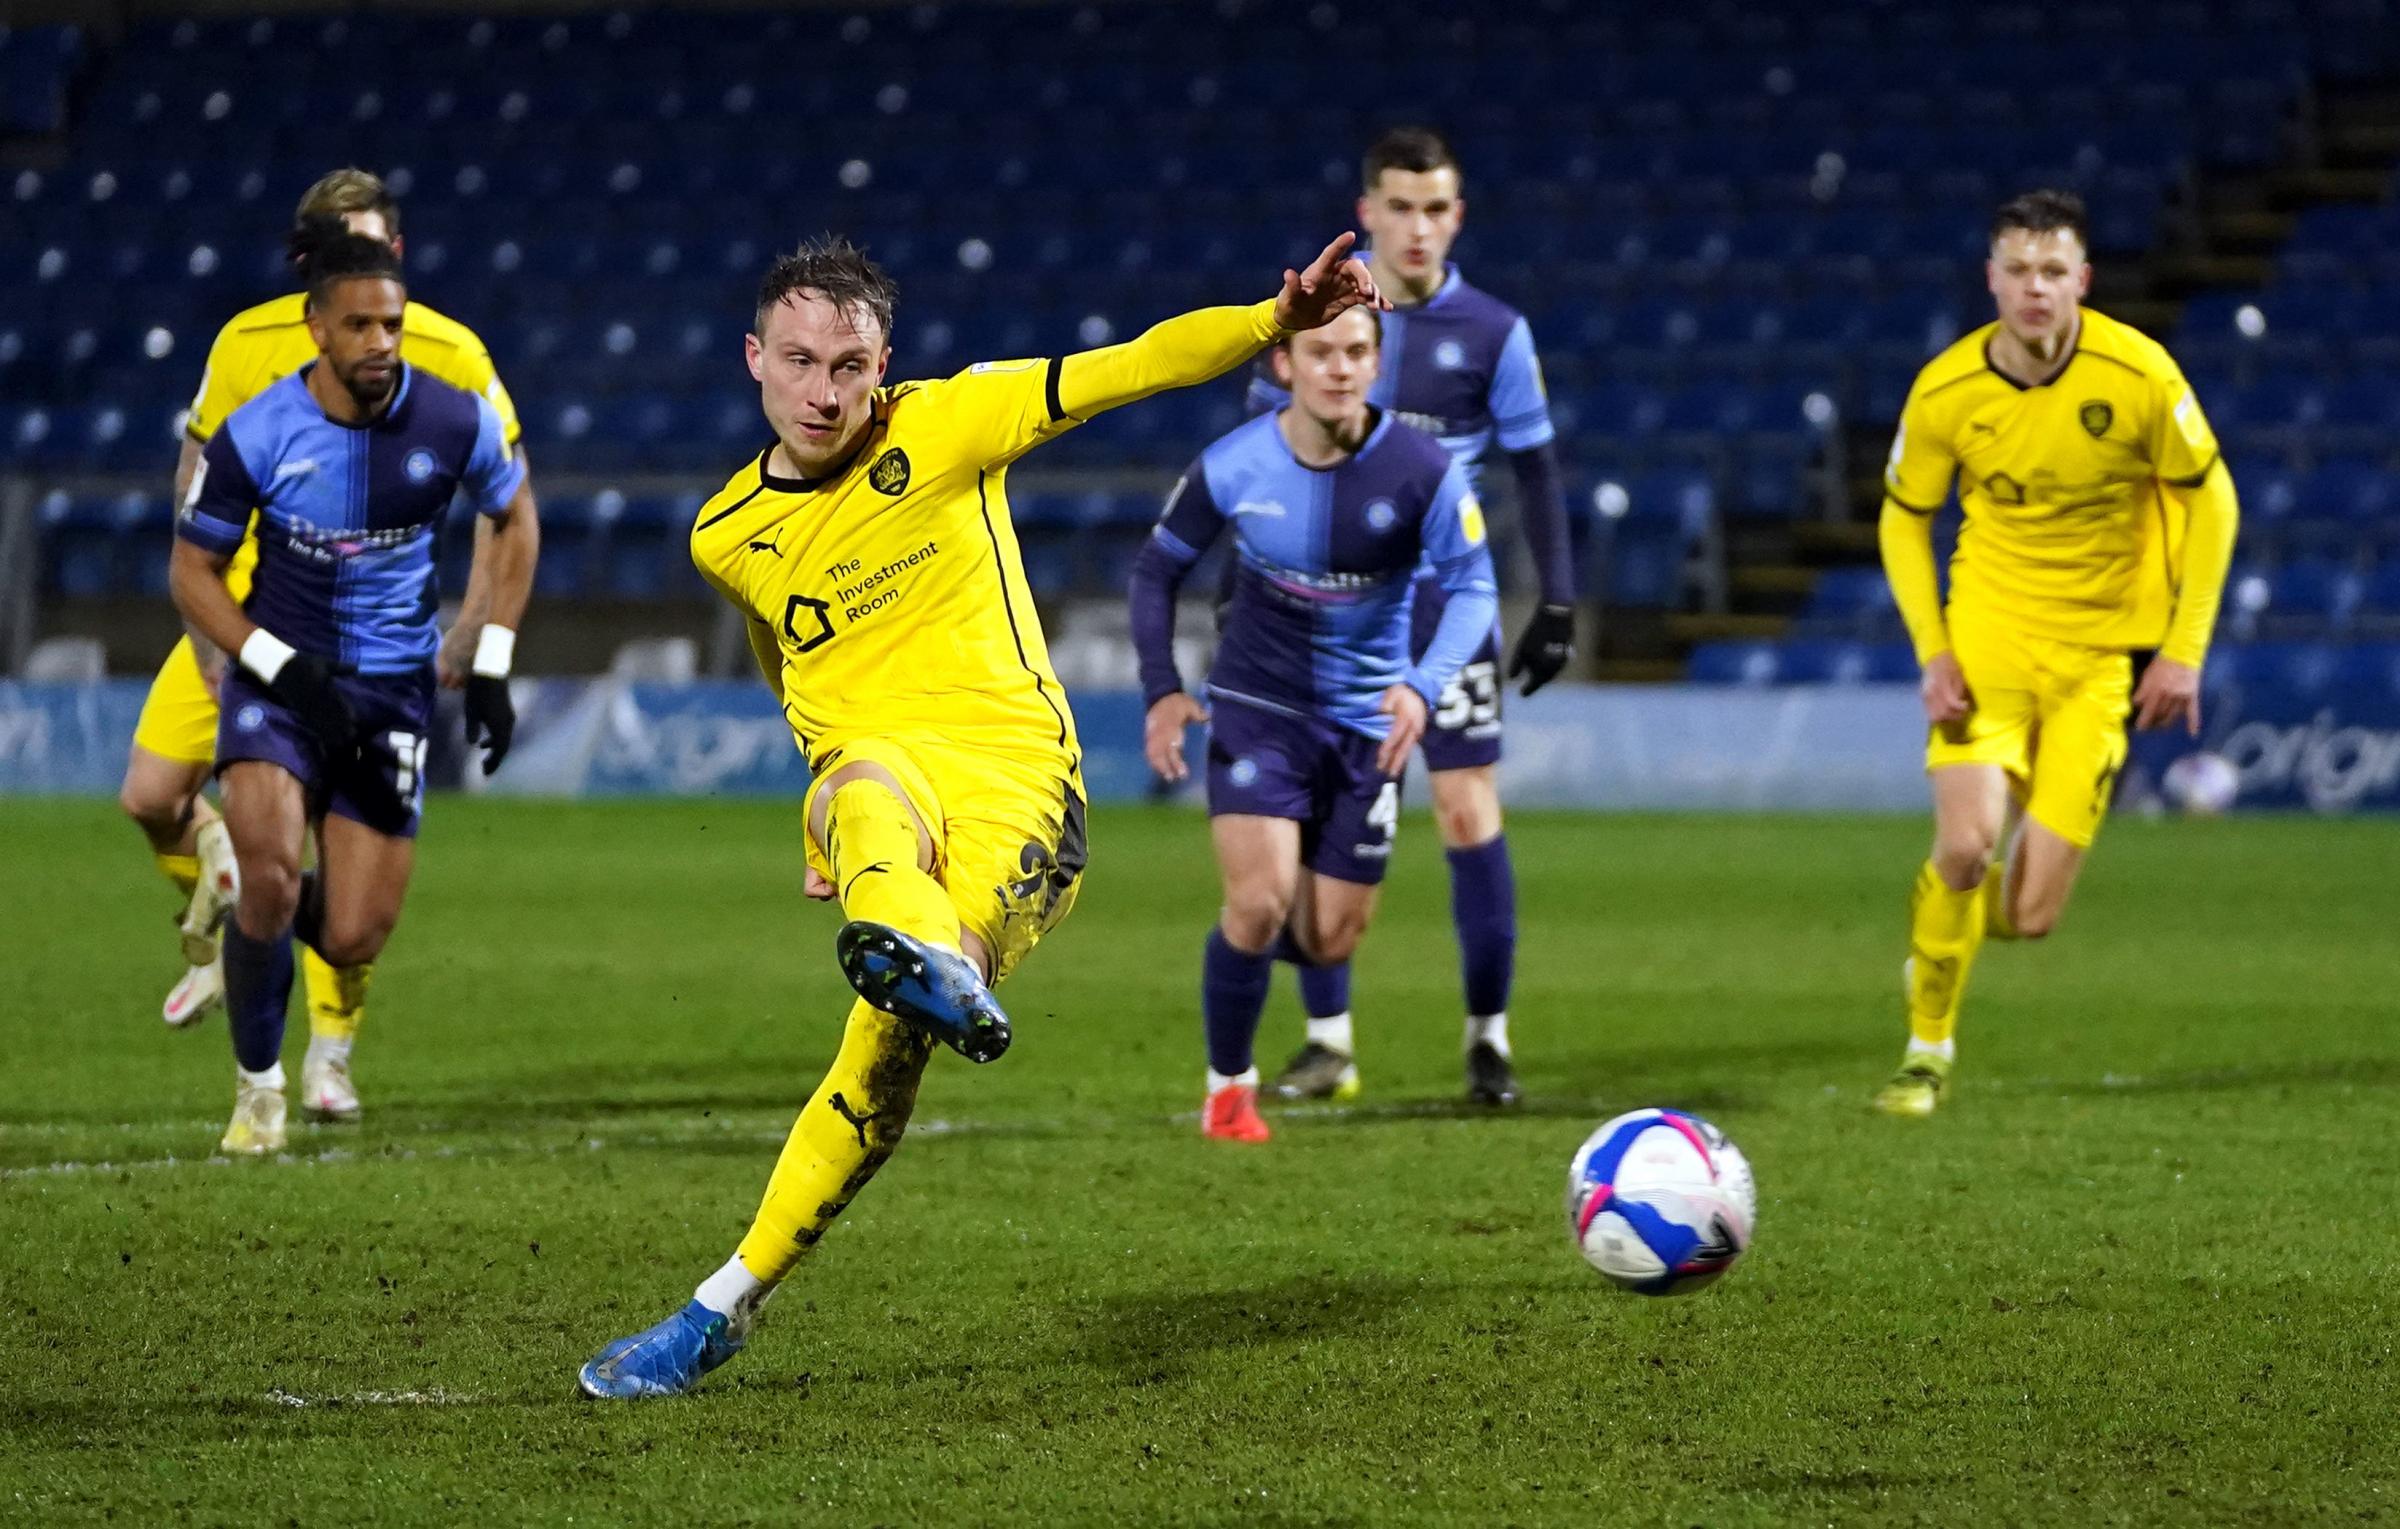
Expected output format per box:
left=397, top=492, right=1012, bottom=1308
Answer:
left=2, top=798, right=2394, bottom=1526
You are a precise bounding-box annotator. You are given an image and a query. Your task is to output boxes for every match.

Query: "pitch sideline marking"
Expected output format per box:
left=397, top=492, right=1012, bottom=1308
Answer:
left=268, top=1387, right=486, bottom=1408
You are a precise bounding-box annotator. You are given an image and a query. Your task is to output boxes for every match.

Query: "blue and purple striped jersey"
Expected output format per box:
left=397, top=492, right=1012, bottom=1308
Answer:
left=1129, top=409, right=1499, bottom=738
left=176, top=364, right=521, bottom=676
left=1248, top=264, right=1555, bottom=489
left=1247, top=263, right=1572, bottom=607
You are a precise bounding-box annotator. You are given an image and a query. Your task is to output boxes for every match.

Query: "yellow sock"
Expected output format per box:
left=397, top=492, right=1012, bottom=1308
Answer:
left=824, top=778, right=959, bottom=947
left=735, top=999, right=935, bottom=1284
left=155, top=853, right=200, bottom=898
left=1981, top=863, right=2020, bottom=942
left=1905, top=859, right=1988, bottom=1047
left=302, top=947, right=371, bottom=1041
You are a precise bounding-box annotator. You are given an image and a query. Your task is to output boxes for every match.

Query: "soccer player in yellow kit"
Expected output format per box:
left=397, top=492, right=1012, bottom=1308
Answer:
left=1874, top=191, right=2238, bottom=1117
left=579, top=232, right=1384, bottom=1398
left=122, top=169, right=531, bottom=1123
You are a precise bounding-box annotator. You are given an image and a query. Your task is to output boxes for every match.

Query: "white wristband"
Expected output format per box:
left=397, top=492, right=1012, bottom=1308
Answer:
left=238, top=629, right=296, bottom=685
left=472, top=625, right=516, bottom=679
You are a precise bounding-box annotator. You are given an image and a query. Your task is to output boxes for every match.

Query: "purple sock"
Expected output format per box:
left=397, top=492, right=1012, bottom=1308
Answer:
left=1297, top=960, right=1352, bottom=1019
left=1448, top=835, right=1517, bottom=1018
left=1202, top=927, right=1274, bottom=1077
left=221, top=920, right=295, bottom=1074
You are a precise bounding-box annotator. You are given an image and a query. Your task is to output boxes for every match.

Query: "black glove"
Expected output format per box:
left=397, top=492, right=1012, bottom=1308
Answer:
left=1507, top=603, right=1577, bottom=697
left=464, top=673, right=515, bottom=775
left=266, top=652, right=359, bottom=761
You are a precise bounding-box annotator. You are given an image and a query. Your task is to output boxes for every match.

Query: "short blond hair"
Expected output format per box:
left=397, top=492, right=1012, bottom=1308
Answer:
left=294, top=168, right=399, bottom=237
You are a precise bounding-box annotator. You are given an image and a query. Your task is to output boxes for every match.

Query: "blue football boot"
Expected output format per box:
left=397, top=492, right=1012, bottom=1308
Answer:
left=578, top=1299, right=746, bottom=1400
left=835, top=920, right=1011, bottom=1063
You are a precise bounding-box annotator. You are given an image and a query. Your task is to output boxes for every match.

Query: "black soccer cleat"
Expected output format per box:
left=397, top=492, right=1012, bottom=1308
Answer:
left=835, top=920, right=1012, bottom=1064
left=1464, top=1042, right=1519, bottom=1108
left=1270, top=1041, right=1362, bottom=1101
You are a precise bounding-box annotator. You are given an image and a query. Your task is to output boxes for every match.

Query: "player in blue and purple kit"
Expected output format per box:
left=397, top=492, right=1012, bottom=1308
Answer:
left=168, top=231, right=537, bottom=1156
left=1134, top=305, right=1499, bottom=1142
left=1246, top=126, right=1573, bottom=1109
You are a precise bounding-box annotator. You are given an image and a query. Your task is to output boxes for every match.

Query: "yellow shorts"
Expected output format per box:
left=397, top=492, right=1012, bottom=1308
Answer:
left=1925, top=613, right=2132, bottom=849
left=802, top=738, right=1087, bottom=986
left=130, top=636, right=221, bottom=766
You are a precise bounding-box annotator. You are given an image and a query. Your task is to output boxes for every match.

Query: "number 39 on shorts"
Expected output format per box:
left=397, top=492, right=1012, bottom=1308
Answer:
left=1435, top=661, right=1501, bottom=735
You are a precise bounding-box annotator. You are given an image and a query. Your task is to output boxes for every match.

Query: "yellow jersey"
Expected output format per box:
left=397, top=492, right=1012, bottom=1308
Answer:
left=185, top=292, right=521, bottom=598
left=1884, top=307, right=2221, bottom=653
left=691, top=360, right=1085, bottom=782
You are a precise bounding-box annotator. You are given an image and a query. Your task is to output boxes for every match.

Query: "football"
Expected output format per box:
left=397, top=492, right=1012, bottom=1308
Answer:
left=1566, top=1108, right=1756, bottom=1295
left=2163, top=750, right=2242, bottom=816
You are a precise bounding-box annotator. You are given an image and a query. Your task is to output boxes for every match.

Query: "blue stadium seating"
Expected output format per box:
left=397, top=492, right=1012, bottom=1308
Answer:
left=7, top=0, right=2397, bottom=617
left=1686, top=640, right=1784, bottom=686
left=0, top=25, right=83, bottom=136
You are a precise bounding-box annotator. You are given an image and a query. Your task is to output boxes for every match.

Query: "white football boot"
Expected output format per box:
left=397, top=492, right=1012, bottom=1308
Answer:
left=180, top=819, right=240, bottom=966
left=221, top=1066, right=288, bottom=1156
left=162, top=958, right=224, bottom=1029
left=301, top=1039, right=360, bottom=1123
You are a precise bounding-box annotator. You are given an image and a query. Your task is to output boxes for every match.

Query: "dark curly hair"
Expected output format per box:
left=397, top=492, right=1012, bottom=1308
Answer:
left=292, top=220, right=404, bottom=309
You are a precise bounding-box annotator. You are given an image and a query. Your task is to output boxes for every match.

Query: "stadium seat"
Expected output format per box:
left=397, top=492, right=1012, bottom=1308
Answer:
left=1775, top=637, right=1917, bottom=684
left=2354, top=565, right=2400, bottom=635
left=2333, top=639, right=2400, bottom=696
left=1799, top=566, right=1898, bottom=628
left=2215, top=639, right=2346, bottom=700
left=2258, top=559, right=2361, bottom=634
left=12, top=0, right=2400, bottom=615
left=601, top=495, right=681, bottom=599
left=1687, top=640, right=1781, bottom=685
left=2296, top=459, right=2392, bottom=526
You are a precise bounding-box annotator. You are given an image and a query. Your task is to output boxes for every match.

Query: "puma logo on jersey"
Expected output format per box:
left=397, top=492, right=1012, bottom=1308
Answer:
left=747, top=525, right=786, bottom=558
left=827, top=1091, right=879, bottom=1148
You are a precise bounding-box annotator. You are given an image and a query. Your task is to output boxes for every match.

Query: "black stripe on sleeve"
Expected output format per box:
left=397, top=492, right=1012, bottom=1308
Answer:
left=2160, top=452, right=2221, bottom=491
left=1044, top=355, right=1067, bottom=423
left=1885, top=491, right=1943, bottom=516
left=694, top=479, right=769, bottom=532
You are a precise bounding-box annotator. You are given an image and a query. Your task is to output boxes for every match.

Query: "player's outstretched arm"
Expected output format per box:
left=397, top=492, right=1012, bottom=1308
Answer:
left=1051, top=234, right=1388, bottom=424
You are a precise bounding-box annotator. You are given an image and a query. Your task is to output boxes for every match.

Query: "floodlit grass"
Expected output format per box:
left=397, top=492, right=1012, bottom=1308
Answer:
left=3, top=798, right=2394, bottom=1525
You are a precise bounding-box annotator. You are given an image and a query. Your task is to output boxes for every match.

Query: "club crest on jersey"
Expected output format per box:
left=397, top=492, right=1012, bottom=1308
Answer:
left=404, top=449, right=438, bottom=484
left=1365, top=498, right=1398, bottom=531
left=1434, top=338, right=1467, bottom=371
left=868, top=448, right=911, bottom=496
left=2079, top=401, right=2113, bottom=438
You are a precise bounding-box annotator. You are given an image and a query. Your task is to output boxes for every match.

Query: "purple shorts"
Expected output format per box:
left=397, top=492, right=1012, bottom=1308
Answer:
left=1410, top=580, right=1504, bottom=772
left=1205, top=696, right=1401, bottom=886
left=217, top=666, right=434, bottom=839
